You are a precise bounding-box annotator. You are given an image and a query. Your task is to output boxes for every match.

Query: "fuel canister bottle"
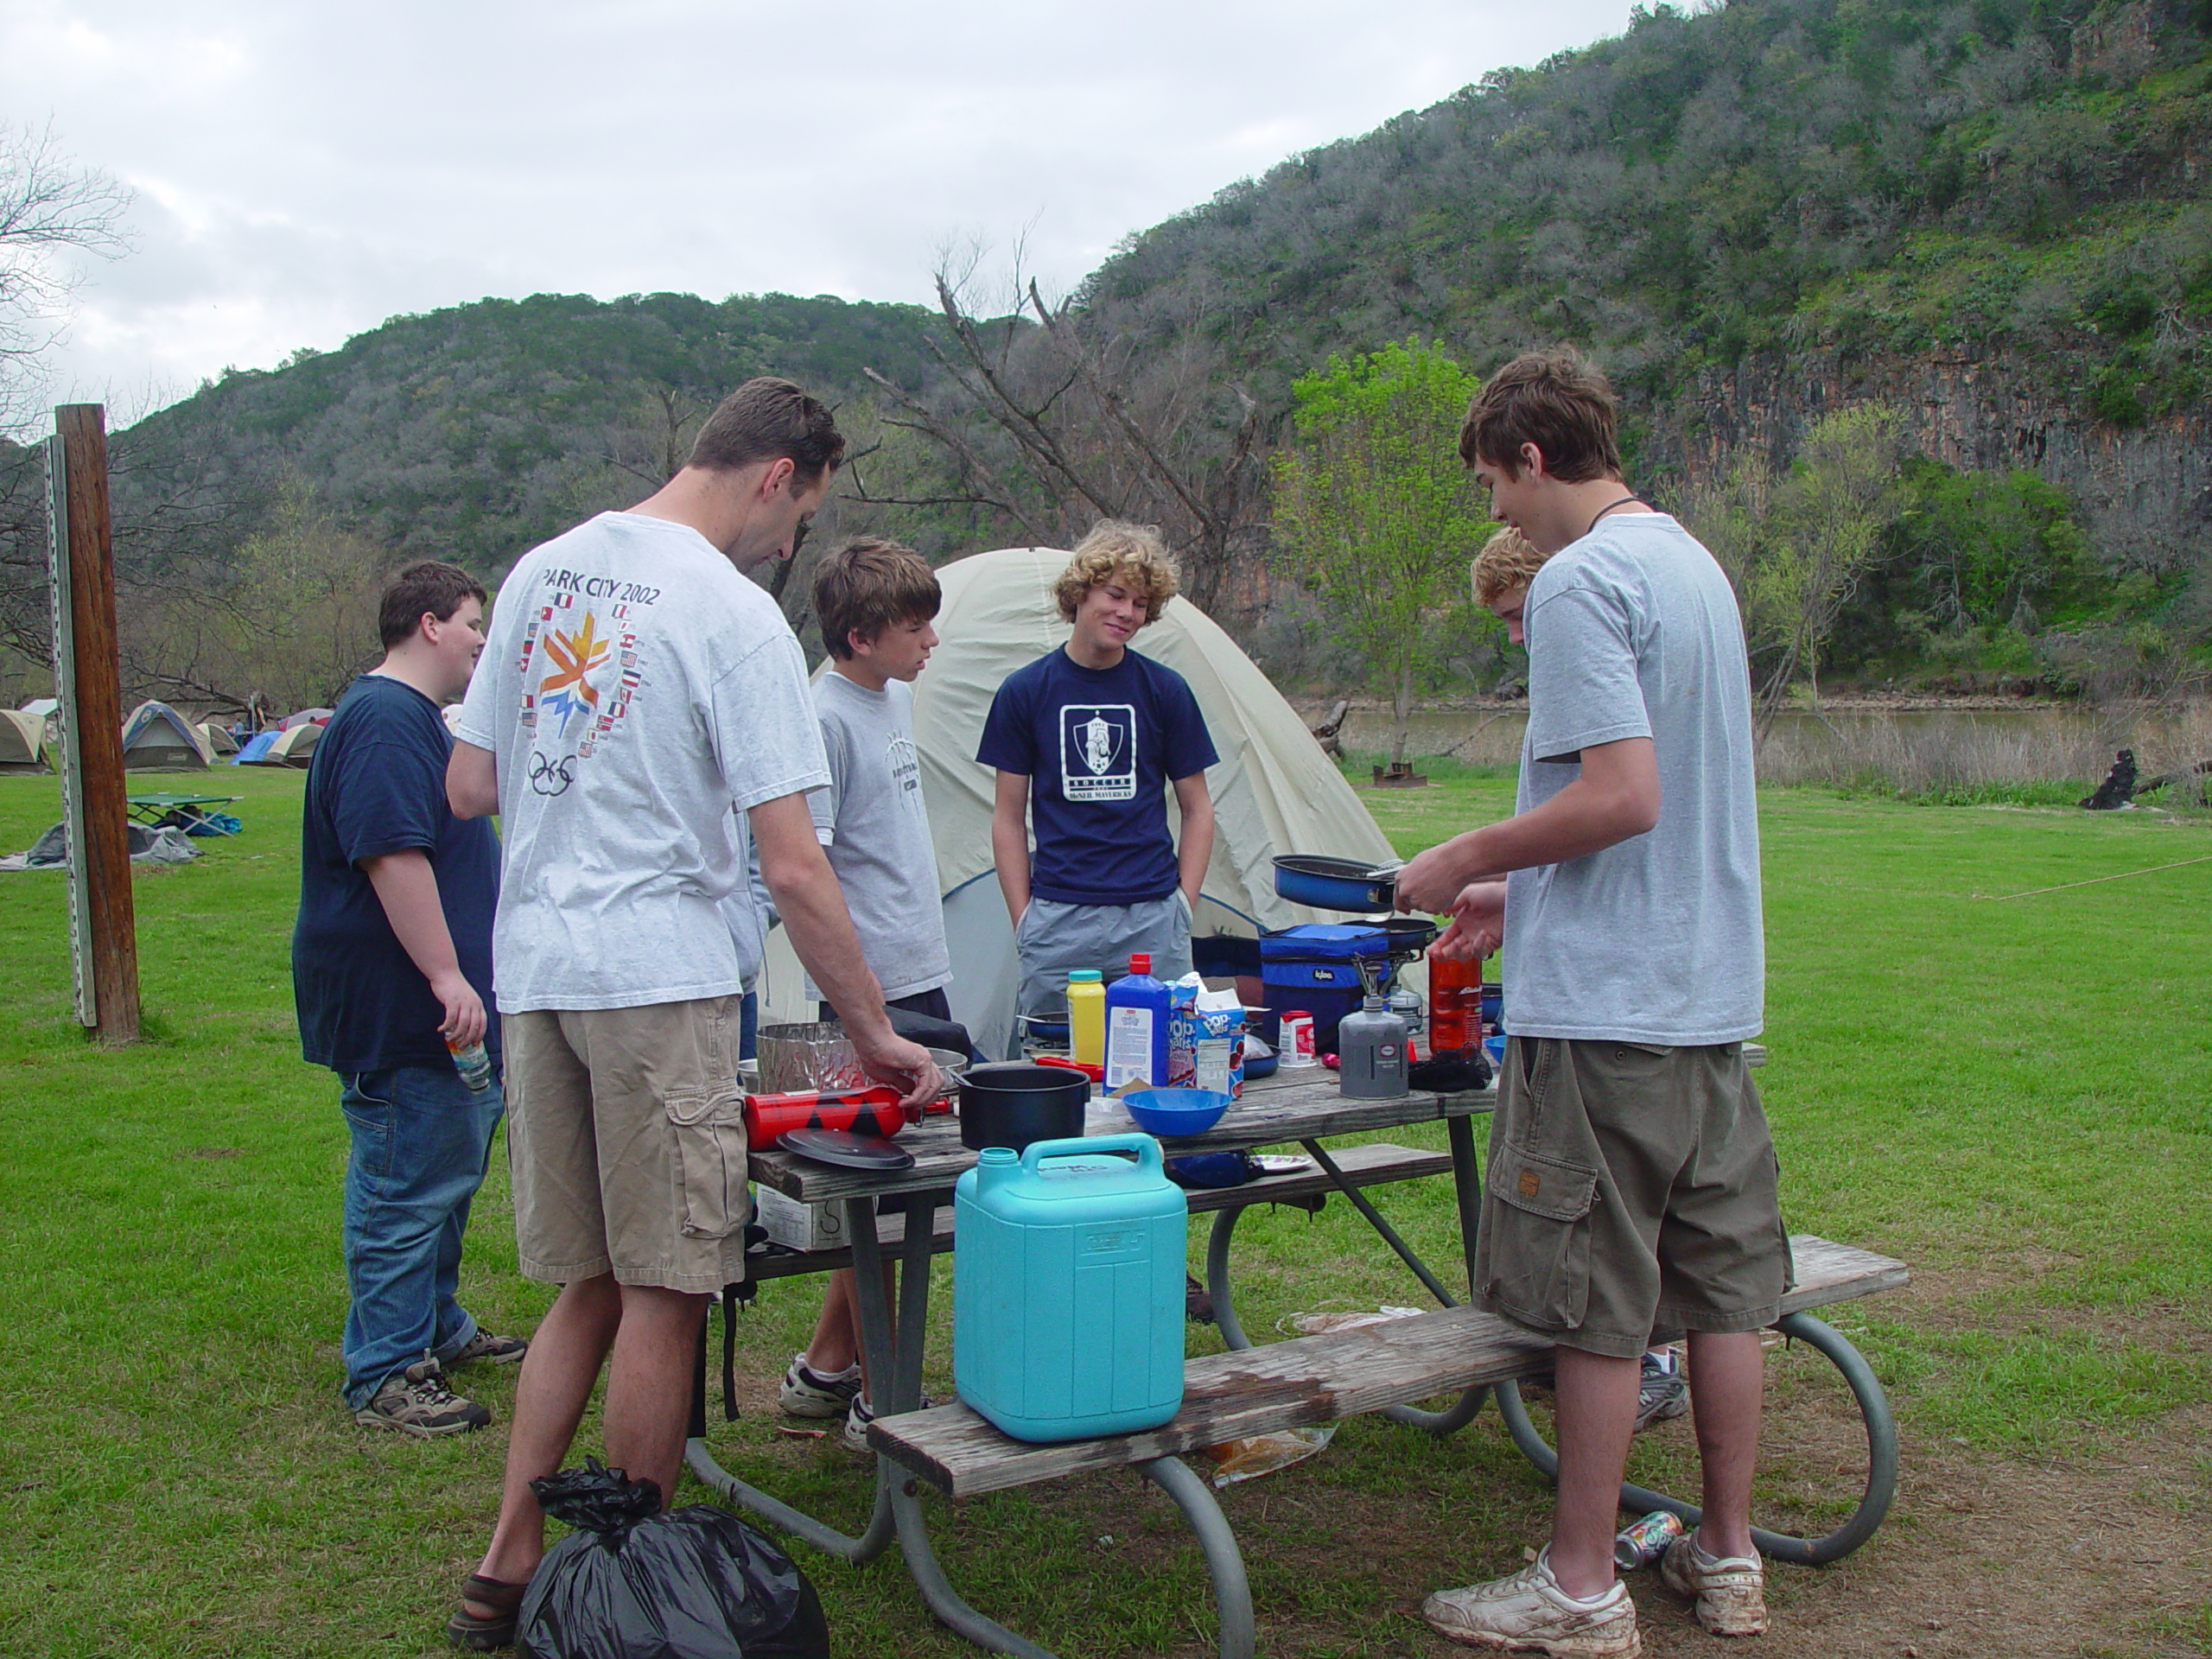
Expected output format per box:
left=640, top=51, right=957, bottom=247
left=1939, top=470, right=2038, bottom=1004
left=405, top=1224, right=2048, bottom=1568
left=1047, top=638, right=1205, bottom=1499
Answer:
left=1066, top=969, right=1106, bottom=1070
left=1337, top=995, right=1409, bottom=1098
left=1103, top=954, right=1172, bottom=1090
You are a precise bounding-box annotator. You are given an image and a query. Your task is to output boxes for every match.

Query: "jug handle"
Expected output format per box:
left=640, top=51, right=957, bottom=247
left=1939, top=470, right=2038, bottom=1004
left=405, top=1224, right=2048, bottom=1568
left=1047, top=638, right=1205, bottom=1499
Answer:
left=1020, top=1133, right=1162, bottom=1176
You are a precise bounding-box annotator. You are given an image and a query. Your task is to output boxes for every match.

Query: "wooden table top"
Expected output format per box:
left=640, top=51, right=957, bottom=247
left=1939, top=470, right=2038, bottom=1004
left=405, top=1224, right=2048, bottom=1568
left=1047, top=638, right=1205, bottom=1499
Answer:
left=747, top=1065, right=1496, bottom=1203
left=747, top=1041, right=1764, bottom=1204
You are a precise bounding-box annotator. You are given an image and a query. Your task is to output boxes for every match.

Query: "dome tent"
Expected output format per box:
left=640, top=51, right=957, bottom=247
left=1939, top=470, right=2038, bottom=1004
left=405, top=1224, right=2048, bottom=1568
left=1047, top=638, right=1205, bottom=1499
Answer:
left=0, top=709, right=49, bottom=774
left=757, top=545, right=1402, bottom=1058
left=119, top=701, right=213, bottom=771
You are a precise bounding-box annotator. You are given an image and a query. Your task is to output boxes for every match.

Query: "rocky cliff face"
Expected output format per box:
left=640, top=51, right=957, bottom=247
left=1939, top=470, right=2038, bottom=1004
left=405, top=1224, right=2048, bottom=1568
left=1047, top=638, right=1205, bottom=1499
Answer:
left=1666, top=351, right=2212, bottom=573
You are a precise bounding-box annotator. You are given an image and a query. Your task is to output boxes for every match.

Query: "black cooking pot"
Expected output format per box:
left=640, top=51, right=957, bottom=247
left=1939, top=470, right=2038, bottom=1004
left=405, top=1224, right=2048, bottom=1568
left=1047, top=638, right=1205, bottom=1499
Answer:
left=957, top=1062, right=1090, bottom=1152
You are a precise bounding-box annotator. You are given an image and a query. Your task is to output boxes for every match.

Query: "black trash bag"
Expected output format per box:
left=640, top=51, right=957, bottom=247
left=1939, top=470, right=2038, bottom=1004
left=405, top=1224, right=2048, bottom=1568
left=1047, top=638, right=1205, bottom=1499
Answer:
left=1408, top=1046, right=1492, bottom=1094
left=518, top=1459, right=830, bottom=1659
left=2080, top=748, right=2138, bottom=810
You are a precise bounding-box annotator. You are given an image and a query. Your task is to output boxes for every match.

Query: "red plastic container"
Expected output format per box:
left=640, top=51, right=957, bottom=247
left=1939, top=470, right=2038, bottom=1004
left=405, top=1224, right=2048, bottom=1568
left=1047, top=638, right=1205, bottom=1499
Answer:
left=744, top=1085, right=909, bottom=1149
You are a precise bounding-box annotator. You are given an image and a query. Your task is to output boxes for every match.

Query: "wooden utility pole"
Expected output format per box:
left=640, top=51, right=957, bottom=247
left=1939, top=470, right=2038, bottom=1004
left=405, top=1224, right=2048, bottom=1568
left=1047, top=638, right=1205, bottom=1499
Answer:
left=46, top=404, right=141, bottom=1044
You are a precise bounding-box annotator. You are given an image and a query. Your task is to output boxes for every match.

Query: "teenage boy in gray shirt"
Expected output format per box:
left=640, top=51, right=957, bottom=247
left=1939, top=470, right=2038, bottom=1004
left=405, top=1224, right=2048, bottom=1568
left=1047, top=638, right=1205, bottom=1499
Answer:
left=776, top=537, right=953, bottom=1452
left=1396, top=349, right=1781, bottom=1656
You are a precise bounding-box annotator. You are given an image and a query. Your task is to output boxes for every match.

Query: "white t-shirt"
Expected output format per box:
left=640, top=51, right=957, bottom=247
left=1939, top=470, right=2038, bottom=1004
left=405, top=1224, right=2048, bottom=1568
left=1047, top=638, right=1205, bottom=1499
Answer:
left=803, top=672, right=951, bottom=1002
left=1503, top=512, right=1764, bottom=1046
left=454, top=512, right=829, bottom=1013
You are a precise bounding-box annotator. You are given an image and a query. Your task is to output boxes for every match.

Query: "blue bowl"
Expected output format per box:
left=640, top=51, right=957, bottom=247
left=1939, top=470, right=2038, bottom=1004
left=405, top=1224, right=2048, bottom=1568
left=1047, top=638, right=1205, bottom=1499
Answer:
left=1122, top=1088, right=1231, bottom=1140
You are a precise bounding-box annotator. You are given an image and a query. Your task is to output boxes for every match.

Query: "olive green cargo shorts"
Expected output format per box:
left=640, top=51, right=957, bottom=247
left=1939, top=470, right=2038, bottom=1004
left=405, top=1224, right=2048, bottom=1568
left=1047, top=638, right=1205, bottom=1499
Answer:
left=1472, top=1036, right=1793, bottom=1358
left=504, top=995, right=750, bottom=1294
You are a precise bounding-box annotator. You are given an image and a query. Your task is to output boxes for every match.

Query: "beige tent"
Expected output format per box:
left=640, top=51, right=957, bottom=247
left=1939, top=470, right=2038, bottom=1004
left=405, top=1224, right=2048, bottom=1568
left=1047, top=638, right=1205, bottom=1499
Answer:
left=758, top=545, right=1402, bottom=1056
left=0, top=708, right=50, bottom=774
left=200, top=722, right=239, bottom=756
left=245, top=721, right=321, bottom=767
left=120, top=701, right=213, bottom=771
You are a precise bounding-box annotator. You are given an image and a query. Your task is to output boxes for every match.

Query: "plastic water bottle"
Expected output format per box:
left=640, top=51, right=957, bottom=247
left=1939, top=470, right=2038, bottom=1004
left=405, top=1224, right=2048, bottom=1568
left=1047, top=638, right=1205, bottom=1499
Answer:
left=447, top=1036, right=494, bottom=1093
left=1103, top=954, right=1172, bottom=1090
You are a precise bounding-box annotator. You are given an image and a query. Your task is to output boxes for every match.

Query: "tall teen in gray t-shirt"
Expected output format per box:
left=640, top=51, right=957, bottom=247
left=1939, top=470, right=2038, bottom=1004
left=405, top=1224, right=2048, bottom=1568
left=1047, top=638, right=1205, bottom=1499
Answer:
left=804, top=674, right=951, bottom=1002
left=1505, top=512, right=1763, bottom=1045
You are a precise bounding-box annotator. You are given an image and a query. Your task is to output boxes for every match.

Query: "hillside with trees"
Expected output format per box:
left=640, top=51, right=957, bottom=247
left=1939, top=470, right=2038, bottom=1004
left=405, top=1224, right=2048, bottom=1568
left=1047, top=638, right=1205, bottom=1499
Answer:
left=4, top=0, right=2207, bottom=715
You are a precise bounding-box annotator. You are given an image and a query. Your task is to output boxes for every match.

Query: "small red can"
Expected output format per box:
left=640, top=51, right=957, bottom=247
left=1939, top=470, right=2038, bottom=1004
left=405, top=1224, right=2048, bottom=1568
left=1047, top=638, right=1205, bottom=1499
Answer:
left=1281, top=1011, right=1316, bottom=1068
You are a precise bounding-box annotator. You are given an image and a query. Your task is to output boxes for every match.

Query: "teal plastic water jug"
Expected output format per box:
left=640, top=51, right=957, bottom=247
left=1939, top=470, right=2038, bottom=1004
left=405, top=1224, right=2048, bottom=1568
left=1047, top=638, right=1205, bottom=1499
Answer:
left=954, top=1134, right=1189, bottom=1443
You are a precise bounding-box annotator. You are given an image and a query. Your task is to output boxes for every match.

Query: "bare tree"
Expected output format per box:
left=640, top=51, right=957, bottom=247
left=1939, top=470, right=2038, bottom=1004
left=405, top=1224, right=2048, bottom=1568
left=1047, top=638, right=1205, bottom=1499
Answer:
left=857, top=248, right=1268, bottom=615
left=1, top=123, right=132, bottom=432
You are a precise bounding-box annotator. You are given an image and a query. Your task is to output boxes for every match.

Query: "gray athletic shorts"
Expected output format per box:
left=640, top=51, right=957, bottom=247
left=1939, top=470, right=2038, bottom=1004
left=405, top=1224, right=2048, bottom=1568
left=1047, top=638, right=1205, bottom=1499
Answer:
left=1014, top=892, right=1192, bottom=1019
left=504, top=995, right=750, bottom=1294
left=1473, top=1035, right=1793, bottom=1358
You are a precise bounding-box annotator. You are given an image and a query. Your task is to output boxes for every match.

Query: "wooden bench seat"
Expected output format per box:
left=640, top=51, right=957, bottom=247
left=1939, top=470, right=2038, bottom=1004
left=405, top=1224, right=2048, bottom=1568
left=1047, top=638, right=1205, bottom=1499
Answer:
left=871, top=1236, right=1906, bottom=1498
left=745, top=1141, right=1453, bottom=1280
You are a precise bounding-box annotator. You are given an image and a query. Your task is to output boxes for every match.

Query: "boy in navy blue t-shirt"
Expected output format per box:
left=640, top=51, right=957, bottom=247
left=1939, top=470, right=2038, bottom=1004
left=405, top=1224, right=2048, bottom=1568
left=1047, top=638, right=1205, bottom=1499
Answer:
left=977, top=521, right=1217, bottom=1041
left=294, top=561, right=526, bottom=1437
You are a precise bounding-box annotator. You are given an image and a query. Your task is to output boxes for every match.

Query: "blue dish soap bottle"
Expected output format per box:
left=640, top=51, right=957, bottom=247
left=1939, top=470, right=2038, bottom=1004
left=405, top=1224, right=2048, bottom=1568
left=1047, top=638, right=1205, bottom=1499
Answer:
left=1103, top=953, right=1171, bottom=1090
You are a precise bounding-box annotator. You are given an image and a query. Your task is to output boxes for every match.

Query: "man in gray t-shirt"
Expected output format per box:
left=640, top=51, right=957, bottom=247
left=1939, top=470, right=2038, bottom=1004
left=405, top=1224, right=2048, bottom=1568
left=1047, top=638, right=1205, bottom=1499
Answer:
left=1397, top=350, right=1783, bottom=1653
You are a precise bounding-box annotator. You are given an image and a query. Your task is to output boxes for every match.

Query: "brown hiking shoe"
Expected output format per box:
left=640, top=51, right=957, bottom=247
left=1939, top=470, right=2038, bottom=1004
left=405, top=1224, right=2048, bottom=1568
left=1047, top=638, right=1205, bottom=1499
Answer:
left=1659, top=1535, right=1768, bottom=1636
left=355, top=1358, right=491, bottom=1437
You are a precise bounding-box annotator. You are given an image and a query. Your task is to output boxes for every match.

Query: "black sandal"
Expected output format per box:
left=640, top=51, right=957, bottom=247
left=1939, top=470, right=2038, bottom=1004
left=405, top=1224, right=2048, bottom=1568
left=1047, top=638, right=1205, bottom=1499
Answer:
left=447, top=1573, right=528, bottom=1651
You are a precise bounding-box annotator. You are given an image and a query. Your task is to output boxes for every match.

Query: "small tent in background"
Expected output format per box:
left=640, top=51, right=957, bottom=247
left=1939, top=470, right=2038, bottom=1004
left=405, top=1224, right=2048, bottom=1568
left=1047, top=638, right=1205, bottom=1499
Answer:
left=281, top=707, right=334, bottom=730
left=0, top=709, right=51, bottom=774
left=232, top=730, right=280, bottom=766
left=756, top=545, right=1402, bottom=1056
left=200, top=723, right=239, bottom=756
left=258, top=722, right=321, bottom=767
left=120, top=701, right=213, bottom=771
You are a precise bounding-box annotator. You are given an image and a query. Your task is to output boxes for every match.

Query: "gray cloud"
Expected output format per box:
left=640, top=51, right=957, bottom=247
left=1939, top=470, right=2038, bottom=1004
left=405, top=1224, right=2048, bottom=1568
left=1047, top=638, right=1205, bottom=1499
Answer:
left=3, top=0, right=1637, bottom=415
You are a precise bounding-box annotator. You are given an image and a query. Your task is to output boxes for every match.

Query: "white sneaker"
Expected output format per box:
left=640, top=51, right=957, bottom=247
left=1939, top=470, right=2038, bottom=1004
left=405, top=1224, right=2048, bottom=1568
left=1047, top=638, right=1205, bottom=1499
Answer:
left=1422, top=1548, right=1641, bottom=1656
left=1660, top=1534, right=1768, bottom=1636
left=779, top=1355, right=861, bottom=1420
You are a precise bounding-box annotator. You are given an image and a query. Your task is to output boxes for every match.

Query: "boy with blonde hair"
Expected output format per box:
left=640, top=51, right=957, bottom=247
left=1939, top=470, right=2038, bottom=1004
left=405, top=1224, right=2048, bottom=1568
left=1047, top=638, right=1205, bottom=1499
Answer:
left=979, top=520, right=1217, bottom=1046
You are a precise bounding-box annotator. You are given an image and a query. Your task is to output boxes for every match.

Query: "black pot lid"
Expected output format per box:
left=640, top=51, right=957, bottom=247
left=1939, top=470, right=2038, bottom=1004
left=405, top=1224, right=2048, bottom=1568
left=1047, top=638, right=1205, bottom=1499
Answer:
left=779, top=1128, right=917, bottom=1170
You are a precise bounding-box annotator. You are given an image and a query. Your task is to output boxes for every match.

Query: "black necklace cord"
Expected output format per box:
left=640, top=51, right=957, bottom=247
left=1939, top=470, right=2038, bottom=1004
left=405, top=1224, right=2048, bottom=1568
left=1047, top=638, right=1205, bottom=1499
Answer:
left=1582, top=493, right=1651, bottom=540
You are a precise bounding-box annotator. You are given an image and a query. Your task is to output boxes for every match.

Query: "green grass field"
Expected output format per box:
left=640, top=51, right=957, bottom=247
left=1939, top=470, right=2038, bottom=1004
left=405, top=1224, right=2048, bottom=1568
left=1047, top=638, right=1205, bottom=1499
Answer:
left=0, top=764, right=2206, bottom=1656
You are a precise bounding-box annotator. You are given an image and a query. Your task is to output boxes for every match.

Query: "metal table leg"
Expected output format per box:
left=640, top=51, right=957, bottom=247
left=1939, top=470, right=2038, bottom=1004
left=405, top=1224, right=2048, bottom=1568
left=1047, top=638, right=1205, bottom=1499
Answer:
left=1491, top=1312, right=1899, bottom=1564
left=683, top=1194, right=900, bottom=1562
left=1201, top=1121, right=1489, bottom=1436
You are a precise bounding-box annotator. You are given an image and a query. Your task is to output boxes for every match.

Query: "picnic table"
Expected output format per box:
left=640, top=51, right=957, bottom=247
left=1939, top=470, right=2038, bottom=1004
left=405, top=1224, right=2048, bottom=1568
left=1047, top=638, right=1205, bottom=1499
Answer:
left=687, top=1051, right=1904, bottom=1659
left=125, top=792, right=238, bottom=827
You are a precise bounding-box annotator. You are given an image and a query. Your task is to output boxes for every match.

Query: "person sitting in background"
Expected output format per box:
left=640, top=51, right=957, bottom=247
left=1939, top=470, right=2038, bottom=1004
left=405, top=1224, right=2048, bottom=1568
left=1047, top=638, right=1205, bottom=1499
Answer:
left=978, top=521, right=1217, bottom=1055
left=778, top=536, right=953, bottom=1452
left=292, top=559, right=526, bottom=1440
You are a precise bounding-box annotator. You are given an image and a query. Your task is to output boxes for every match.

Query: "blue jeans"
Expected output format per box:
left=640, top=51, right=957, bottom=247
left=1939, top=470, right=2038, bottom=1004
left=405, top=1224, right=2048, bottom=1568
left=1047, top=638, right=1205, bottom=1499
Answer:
left=338, top=1063, right=505, bottom=1408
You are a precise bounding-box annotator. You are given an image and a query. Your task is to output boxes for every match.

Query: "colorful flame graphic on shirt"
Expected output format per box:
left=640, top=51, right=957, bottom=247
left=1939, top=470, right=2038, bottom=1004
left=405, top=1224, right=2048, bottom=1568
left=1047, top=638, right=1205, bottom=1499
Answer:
left=537, top=612, right=610, bottom=733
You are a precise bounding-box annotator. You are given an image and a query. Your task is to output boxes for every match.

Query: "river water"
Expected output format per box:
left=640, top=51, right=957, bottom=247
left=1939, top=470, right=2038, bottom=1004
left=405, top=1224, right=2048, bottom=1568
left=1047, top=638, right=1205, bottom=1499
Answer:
left=1306, top=702, right=2208, bottom=785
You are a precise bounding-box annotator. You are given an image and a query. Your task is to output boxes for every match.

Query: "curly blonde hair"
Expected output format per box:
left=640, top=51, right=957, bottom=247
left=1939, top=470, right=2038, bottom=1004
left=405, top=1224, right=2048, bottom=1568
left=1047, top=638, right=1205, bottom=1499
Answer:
left=1471, top=524, right=1549, bottom=607
left=1052, top=520, right=1179, bottom=626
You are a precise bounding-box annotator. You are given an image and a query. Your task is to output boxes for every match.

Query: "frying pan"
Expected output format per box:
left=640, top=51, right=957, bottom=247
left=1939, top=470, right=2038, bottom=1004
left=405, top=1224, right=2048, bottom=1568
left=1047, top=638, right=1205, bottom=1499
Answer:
left=1272, top=854, right=1402, bottom=912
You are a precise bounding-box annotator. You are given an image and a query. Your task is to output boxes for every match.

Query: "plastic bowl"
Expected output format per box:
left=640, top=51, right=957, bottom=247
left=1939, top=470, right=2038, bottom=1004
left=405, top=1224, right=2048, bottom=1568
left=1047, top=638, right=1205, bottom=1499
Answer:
left=1122, top=1088, right=1231, bottom=1140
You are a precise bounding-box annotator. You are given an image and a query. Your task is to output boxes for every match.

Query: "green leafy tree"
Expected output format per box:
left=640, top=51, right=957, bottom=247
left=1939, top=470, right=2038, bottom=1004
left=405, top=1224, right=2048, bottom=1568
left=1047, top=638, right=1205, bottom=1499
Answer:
left=1739, top=404, right=1905, bottom=726
left=1271, top=340, right=1491, bottom=766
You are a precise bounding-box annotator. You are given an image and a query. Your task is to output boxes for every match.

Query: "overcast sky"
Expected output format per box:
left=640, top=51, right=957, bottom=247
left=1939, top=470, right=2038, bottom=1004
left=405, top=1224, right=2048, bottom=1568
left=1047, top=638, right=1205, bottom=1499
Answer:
left=4, top=1, right=1639, bottom=423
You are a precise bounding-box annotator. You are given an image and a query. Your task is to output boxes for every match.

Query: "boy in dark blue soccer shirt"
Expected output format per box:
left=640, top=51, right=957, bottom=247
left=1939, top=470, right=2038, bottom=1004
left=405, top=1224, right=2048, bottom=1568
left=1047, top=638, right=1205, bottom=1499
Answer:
left=294, top=561, right=526, bottom=1438
left=978, top=521, right=1217, bottom=1040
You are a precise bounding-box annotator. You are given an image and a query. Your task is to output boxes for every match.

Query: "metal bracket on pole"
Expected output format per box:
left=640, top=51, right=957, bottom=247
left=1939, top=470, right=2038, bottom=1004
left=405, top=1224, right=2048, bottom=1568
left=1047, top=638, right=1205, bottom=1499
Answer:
left=43, top=433, right=95, bottom=1028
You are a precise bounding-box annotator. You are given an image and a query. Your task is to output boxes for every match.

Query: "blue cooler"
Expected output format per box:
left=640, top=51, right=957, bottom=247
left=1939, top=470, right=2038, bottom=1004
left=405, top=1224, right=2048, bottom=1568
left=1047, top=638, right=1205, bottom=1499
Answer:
left=1260, top=924, right=1393, bottom=1052
left=954, top=1135, right=1188, bottom=1443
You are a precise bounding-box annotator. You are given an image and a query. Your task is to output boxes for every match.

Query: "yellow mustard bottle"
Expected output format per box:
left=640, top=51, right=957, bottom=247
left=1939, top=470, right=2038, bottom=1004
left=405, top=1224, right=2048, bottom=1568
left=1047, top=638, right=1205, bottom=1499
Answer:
left=1066, top=969, right=1106, bottom=1069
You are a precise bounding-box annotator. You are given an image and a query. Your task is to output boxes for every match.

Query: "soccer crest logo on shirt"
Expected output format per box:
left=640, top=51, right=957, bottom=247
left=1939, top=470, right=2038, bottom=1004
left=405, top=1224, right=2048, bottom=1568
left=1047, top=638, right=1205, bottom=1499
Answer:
left=1059, top=704, right=1135, bottom=801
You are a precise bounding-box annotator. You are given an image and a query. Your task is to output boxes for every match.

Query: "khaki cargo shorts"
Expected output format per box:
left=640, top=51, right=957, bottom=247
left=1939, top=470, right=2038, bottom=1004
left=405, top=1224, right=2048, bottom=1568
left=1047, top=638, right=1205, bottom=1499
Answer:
left=1472, top=1036, right=1793, bottom=1358
left=504, top=995, right=750, bottom=1294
